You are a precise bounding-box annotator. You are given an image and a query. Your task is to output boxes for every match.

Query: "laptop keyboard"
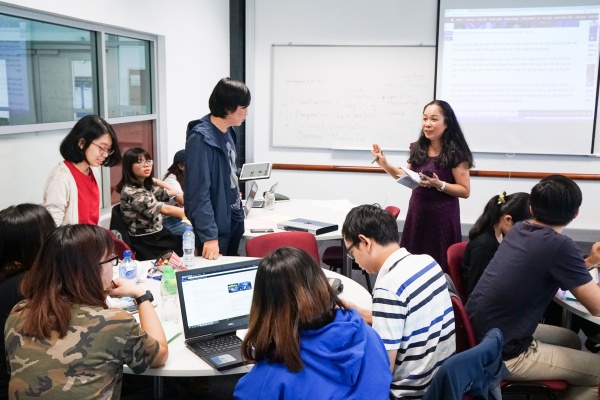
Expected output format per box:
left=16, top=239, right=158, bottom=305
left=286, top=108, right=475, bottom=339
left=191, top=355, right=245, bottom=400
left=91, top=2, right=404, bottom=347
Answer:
left=195, top=335, right=242, bottom=355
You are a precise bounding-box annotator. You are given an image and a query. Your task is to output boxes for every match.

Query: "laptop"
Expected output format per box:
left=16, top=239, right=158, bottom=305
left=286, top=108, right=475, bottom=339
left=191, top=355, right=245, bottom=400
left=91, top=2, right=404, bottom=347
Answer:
left=176, top=259, right=260, bottom=371
left=252, top=182, right=279, bottom=208
left=243, top=181, right=259, bottom=218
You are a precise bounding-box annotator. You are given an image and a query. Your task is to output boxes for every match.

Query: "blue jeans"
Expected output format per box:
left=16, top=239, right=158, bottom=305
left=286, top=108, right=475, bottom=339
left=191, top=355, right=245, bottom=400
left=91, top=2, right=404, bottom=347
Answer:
left=162, top=216, right=187, bottom=236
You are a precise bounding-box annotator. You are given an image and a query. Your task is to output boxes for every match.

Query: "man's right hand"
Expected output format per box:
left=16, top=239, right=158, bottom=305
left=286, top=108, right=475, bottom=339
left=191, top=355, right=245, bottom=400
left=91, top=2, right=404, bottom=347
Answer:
left=202, top=239, right=221, bottom=260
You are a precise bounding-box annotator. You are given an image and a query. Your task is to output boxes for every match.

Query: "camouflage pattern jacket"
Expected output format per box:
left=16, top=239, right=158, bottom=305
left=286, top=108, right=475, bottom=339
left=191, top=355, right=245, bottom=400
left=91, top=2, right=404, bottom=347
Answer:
left=4, top=303, right=159, bottom=400
left=120, top=184, right=169, bottom=236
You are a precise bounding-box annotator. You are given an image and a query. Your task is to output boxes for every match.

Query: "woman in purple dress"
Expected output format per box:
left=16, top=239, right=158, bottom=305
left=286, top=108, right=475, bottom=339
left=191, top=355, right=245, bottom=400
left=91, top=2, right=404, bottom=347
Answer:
left=373, top=100, right=473, bottom=271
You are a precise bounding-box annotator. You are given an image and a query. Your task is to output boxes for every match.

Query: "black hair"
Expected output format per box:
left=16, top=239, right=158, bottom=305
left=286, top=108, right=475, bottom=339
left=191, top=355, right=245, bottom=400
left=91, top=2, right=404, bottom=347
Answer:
left=342, top=204, right=399, bottom=246
left=408, top=100, right=474, bottom=169
left=163, top=164, right=184, bottom=187
left=115, top=147, right=154, bottom=193
left=59, top=115, right=122, bottom=167
left=0, top=203, right=56, bottom=282
left=469, top=192, right=531, bottom=240
left=530, top=175, right=582, bottom=226
left=208, top=77, right=251, bottom=118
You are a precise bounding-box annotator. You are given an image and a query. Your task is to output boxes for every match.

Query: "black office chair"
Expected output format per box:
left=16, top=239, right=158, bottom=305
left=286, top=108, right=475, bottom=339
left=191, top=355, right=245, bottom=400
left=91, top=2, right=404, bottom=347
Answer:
left=109, top=204, right=135, bottom=256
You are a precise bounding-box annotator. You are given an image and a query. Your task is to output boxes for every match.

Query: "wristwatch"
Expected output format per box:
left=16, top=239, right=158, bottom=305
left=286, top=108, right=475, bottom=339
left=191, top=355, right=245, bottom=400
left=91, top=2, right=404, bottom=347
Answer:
left=135, top=290, right=154, bottom=305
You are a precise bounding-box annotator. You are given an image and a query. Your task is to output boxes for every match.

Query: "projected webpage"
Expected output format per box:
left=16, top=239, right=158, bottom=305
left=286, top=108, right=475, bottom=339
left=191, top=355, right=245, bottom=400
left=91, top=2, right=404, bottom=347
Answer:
left=437, top=4, right=600, bottom=154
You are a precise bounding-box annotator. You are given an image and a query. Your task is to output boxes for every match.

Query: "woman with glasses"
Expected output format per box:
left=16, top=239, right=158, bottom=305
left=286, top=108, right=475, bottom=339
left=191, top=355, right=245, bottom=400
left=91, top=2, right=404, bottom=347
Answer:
left=4, top=224, right=168, bottom=399
left=115, top=147, right=184, bottom=260
left=0, top=204, right=56, bottom=399
left=43, top=115, right=122, bottom=226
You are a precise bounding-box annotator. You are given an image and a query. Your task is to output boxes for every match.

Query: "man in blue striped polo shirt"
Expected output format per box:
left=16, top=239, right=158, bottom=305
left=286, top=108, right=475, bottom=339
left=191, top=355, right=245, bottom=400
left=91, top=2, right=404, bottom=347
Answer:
left=342, top=204, right=456, bottom=399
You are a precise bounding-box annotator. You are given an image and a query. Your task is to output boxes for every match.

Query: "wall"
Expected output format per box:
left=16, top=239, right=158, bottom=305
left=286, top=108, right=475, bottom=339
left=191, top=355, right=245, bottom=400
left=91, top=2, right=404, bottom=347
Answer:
left=247, top=0, right=600, bottom=239
left=0, top=0, right=230, bottom=209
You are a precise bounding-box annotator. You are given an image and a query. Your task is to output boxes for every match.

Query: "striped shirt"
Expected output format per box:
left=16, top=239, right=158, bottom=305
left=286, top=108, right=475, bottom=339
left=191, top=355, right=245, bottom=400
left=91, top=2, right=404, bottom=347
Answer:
left=372, top=248, right=455, bottom=399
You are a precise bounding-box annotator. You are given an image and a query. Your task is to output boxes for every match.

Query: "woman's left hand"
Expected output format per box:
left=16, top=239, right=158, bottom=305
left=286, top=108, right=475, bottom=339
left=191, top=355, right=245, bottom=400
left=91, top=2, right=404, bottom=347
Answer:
left=419, top=172, right=440, bottom=189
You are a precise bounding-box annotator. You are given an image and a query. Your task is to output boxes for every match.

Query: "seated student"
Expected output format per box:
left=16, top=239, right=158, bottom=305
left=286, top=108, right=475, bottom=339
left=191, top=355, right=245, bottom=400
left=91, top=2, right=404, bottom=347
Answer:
left=0, top=204, right=56, bottom=400
left=340, top=204, right=455, bottom=399
left=466, top=175, right=600, bottom=400
left=116, top=147, right=185, bottom=260
left=162, top=149, right=186, bottom=236
left=462, top=191, right=531, bottom=298
left=4, top=224, right=168, bottom=400
left=234, top=247, right=392, bottom=400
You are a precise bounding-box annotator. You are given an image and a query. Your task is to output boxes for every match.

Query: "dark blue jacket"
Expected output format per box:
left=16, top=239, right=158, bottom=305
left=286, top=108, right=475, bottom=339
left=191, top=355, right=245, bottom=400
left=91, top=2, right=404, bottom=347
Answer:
left=423, top=328, right=508, bottom=400
left=184, top=114, right=240, bottom=244
left=233, top=309, right=392, bottom=400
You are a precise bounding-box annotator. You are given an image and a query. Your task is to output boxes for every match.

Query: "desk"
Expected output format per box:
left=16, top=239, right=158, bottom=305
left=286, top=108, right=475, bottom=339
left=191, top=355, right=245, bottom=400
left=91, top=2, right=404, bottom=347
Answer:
left=554, top=290, right=600, bottom=329
left=124, top=256, right=372, bottom=398
left=243, top=198, right=356, bottom=277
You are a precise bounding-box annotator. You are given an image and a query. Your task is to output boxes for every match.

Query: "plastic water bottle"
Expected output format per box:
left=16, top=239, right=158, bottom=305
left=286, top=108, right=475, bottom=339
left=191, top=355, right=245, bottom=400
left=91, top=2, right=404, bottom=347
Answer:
left=182, top=226, right=195, bottom=269
left=265, top=191, right=276, bottom=211
left=119, top=250, right=138, bottom=284
left=160, top=265, right=179, bottom=324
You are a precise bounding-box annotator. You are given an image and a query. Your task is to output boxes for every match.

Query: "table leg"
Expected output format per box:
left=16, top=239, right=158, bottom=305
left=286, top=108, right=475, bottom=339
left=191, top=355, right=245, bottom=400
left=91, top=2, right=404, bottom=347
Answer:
left=561, top=307, right=572, bottom=330
left=154, top=376, right=164, bottom=399
left=342, top=242, right=352, bottom=278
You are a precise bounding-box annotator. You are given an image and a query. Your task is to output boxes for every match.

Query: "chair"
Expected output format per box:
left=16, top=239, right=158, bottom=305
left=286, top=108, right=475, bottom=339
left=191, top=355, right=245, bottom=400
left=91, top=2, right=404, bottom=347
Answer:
left=451, top=296, right=568, bottom=399
left=446, top=241, right=469, bottom=304
left=109, top=204, right=135, bottom=255
left=107, top=229, right=135, bottom=260
left=322, top=205, right=400, bottom=293
left=245, top=231, right=320, bottom=263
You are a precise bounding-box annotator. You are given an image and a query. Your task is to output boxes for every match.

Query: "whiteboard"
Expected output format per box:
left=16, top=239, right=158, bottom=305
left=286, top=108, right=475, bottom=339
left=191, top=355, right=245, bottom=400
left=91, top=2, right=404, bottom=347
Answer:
left=271, top=45, right=436, bottom=150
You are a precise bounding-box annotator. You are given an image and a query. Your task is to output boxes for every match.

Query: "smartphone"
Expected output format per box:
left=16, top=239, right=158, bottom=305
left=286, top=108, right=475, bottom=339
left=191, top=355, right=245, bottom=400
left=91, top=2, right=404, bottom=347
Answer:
left=250, top=228, right=274, bottom=233
left=122, top=300, right=158, bottom=314
left=421, top=169, right=433, bottom=178
left=328, top=278, right=344, bottom=294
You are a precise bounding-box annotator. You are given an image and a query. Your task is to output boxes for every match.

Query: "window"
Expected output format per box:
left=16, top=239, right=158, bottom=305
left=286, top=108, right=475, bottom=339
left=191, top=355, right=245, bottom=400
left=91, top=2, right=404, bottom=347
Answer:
left=0, top=13, right=98, bottom=125
left=105, top=34, right=152, bottom=118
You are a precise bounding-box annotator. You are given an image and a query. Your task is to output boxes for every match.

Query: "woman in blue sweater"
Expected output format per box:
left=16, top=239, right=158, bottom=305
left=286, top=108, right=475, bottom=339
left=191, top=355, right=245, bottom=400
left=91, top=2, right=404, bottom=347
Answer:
left=234, top=247, right=391, bottom=400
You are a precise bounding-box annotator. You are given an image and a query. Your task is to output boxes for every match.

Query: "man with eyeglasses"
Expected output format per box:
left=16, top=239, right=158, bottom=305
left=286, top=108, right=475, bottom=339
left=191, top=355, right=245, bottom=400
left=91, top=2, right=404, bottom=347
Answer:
left=341, top=204, right=455, bottom=400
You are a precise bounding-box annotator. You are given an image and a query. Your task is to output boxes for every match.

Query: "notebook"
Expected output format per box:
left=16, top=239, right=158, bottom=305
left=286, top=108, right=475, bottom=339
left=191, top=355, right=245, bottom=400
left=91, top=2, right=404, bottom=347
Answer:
left=176, top=259, right=260, bottom=371
left=243, top=181, right=259, bottom=218
left=252, top=182, right=279, bottom=208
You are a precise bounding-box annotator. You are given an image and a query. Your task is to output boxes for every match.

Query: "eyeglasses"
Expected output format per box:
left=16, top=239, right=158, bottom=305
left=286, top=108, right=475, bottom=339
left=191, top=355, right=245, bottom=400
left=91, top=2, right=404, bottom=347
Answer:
left=345, top=243, right=357, bottom=260
left=99, top=252, right=119, bottom=267
left=136, top=159, right=154, bottom=166
left=90, top=142, right=114, bottom=156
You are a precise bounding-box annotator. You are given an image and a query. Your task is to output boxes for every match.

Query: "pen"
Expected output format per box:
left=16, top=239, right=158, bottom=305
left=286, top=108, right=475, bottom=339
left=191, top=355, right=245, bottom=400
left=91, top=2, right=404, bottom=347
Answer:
left=371, top=150, right=384, bottom=164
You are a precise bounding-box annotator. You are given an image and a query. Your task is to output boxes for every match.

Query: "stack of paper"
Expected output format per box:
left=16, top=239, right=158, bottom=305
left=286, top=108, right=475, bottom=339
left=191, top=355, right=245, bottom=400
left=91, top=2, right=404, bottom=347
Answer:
left=396, top=166, right=422, bottom=189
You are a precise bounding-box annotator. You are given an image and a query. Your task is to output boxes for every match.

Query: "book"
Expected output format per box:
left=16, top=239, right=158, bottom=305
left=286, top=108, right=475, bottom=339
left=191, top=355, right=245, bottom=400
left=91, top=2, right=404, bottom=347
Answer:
left=396, top=166, right=422, bottom=189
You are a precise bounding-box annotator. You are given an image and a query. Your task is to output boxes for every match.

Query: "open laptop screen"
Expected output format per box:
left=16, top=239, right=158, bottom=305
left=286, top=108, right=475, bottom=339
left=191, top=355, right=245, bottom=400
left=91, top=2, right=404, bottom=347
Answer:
left=176, top=259, right=260, bottom=339
left=243, top=181, right=258, bottom=218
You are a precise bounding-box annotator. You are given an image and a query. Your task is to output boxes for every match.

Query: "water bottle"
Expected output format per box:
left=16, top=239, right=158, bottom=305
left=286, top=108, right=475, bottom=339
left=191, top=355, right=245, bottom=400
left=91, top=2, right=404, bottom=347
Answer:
left=265, top=191, right=276, bottom=211
left=160, top=265, right=179, bottom=324
left=119, top=250, right=138, bottom=284
left=182, top=226, right=195, bottom=269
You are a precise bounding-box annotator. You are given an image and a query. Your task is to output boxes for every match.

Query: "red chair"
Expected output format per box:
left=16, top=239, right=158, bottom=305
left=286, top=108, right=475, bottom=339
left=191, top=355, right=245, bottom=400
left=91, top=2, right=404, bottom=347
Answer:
left=446, top=241, right=468, bottom=304
left=245, top=231, right=320, bottom=263
left=451, top=296, right=568, bottom=399
left=322, top=205, right=400, bottom=293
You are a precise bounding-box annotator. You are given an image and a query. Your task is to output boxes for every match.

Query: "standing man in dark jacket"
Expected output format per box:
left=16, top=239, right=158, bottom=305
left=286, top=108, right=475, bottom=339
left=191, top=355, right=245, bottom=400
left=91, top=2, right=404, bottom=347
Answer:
left=184, top=78, right=251, bottom=259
